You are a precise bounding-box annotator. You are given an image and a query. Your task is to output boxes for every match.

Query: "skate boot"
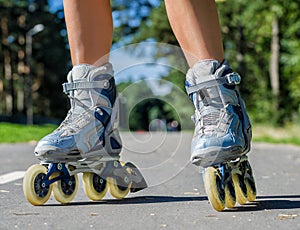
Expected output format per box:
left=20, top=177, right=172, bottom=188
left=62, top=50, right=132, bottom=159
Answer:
left=186, top=60, right=256, bottom=211
left=23, top=63, right=147, bottom=205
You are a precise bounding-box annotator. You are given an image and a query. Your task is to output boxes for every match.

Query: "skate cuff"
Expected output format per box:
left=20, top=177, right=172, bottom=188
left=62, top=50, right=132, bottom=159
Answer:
left=186, top=72, right=241, bottom=95
left=62, top=78, right=111, bottom=94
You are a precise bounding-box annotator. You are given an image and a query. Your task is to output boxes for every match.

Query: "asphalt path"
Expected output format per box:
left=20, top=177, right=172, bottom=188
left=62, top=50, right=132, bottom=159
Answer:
left=0, top=132, right=299, bottom=230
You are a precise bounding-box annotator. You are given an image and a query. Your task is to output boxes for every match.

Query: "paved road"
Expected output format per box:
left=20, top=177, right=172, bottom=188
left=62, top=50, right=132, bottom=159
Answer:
left=0, top=132, right=299, bottom=230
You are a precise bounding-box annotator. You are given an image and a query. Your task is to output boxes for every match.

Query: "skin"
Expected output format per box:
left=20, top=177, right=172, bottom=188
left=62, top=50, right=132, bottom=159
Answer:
left=63, top=0, right=113, bottom=66
left=63, top=0, right=224, bottom=68
left=165, top=0, right=224, bottom=67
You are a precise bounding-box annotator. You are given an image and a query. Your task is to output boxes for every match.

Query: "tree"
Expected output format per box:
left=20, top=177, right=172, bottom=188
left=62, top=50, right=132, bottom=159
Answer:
left=202, top=0, right=300, bottom=124
left=113, top=0, right=300, bottom=125
left=0, top=0, right=70, bottom=123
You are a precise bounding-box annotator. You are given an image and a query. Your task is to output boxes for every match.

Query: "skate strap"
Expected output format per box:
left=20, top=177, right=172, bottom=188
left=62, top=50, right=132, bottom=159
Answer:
left=186, top=72, right=241, bottom=95
left=62, top=80, right=110, bottom=94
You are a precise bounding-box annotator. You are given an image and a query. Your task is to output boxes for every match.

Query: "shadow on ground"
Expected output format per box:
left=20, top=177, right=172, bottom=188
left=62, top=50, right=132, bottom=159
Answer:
left=224, top=195, right=300, bottom=212
left=43, top=194, right=300, bottom=212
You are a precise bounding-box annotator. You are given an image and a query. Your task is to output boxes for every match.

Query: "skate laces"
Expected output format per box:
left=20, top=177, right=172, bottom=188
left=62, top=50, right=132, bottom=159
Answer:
left=187, top=68, right=240, bottom=137
left=194, top=106, right=231, bottom=136
left=56, top=94, right=92, bottom=135
left=193, top=85, right=232, bottom=136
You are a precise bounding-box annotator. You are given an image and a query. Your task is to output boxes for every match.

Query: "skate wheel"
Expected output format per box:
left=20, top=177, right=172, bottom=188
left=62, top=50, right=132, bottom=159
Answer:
left=108, top=177, right=132, bottom=199
left=23, top=164, right=53, bottom=205
left=244, top=160, right=256, bottom=202
left=108, top=161, right=132, bottom=199
left=245, top=178, right=256, bottom=202
left=53, top=174, right=78, bottom=204
left=204, top=167, right=225, bottom=211
left=83, top=172, right=108, bottom=201
left=224, top=181, right=236, bottom=208
left=232, top=173, right=248, bottom=205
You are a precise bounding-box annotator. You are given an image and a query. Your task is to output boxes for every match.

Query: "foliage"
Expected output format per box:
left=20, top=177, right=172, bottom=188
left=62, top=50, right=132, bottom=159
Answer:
left=117, top=79, right=193, bottom=131
left=0, top=0, right=299, bottom=128
left=216, top=0, right=300, bottom=124
left=112, top=0, right=160, bottom=46
left=0, top=0, right=70, bottom=122
left=113, top=0, right=300, bottom=126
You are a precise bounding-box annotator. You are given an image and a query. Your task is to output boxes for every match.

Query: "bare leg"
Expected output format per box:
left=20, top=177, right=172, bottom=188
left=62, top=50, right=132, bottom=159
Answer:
left=63, top=0, right=113, bottom=66
left=165, top=0, right=224, bottom=67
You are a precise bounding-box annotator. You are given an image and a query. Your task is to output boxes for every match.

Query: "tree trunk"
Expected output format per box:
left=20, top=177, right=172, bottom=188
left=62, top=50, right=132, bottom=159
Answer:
left=1, top=17, right=13, bottom=115
left=270, top=17, right=280, bottom=106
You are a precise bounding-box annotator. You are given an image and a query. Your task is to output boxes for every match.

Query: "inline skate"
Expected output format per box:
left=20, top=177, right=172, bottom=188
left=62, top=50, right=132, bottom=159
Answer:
left=23, top=63, right=147, bottom=205
left=186, top=60, right=256, bottom=211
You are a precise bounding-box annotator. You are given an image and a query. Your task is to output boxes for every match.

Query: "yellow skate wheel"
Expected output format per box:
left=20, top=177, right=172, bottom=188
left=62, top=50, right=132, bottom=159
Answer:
left=83, top=172, right=108, bottom=201
left=108, top=177, right=131, bottom=199
left=204, top=167, right=225, bottom=211
left=53, top=174, right=78, bottom=204
left=245, top=178, right=256, bottom=202
left=244, top=160, right=256, bottom=202
left=108, top=161, right=132, bottom=199
left=224, top=181, right=236, bottom=208
left=23, top=164, right=53, bottom=206
left=232, top=173, right=248, bottom=205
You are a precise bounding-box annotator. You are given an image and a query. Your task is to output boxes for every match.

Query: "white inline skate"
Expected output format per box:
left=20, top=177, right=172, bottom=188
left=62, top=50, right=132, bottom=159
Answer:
left=23, top=63, right=147, bottom=205
left=186, top=60, right=256, bottom=211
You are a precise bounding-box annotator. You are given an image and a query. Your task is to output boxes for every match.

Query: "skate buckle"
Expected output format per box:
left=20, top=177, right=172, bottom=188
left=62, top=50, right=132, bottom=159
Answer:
left=225, top=73, right=241, bottom=85
left=62, top=76, right=112, bottom=94
left=186, top=72, right=241, bottom=95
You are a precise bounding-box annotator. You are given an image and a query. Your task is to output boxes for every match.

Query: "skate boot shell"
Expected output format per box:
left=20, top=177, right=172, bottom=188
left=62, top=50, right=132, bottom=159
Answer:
left=34, top=63, right=122, bottom=161
left=186, top=60, right=256, bottom=211
left=23, top=64, right=147, bottom=205
left=186, top=60, right=251, bottom=167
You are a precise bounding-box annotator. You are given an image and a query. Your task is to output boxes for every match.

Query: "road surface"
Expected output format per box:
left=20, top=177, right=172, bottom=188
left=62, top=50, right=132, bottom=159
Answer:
left=0, top=132, right=299, bottom=230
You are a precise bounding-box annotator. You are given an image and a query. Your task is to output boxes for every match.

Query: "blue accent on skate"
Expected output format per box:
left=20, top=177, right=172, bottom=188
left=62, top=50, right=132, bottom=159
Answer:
left=219, top=164, right=225, bottom=178
left=100, top=77, right=117, bottom=106
left=94, top=107, right=111, bottom=146
left=41, top=163, right=71, bottom=187
left=185, top=80, right=191, bottom=87
left=191, top=103, right=245, bottom=167
left=94, top=107, right=111, bottom=127
left=99, top=132, right=105, bottom=147
left=185, top=80, right=194, bottom=101
left=110, top=137, right=121, bottom=149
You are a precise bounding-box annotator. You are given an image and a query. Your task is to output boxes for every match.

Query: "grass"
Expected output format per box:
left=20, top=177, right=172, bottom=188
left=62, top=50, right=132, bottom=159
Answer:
left=0, top=122, right=299, bottom=146
left=252, top=124, right=300, bottom=146
left=0, top=123, right=57, bottom=143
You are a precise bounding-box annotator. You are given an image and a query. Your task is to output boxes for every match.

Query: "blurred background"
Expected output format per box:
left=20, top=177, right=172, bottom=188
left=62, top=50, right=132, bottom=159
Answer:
left=0, top=0, right=299, bottom=144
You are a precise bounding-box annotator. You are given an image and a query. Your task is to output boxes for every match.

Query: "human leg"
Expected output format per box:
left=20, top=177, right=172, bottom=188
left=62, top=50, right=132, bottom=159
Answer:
left=165, top=0, right=255, bottom=211
left=63, top=0, right=113, bottom=66
left=165, top=0, right=251, bottom=168
left=24, top=0, right=147, bottom=206
left=35, top=0, right=118, bottom=160
left=165, top=0, right=224, bottom=67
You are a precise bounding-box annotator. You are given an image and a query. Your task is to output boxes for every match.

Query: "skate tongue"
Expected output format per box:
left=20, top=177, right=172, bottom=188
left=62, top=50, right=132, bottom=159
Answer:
left=72, top=64, right=90, bottom=81
left=193, top=60, right=220, bottom=76
left=67, top=63, right=114, bottom=117
left=192, top=60, right=222, bottom=85
left=70, top=63, right=114, bottom=81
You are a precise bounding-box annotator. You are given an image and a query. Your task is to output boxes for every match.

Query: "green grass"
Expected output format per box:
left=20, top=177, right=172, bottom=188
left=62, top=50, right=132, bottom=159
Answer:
left=0, top=122, right=299, bottom=146
left=252, top=124, right=300, bottom=146
left=0, top=123, right=57, bottom=143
